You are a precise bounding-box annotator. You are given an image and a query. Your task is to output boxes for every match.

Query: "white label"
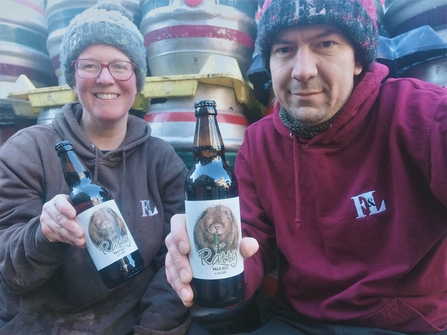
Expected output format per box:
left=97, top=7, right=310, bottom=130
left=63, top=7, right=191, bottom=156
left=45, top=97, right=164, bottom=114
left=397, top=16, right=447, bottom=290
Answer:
left=185, top=198, right=244, bottom=280
left=75, top=200, right=138, bottom=270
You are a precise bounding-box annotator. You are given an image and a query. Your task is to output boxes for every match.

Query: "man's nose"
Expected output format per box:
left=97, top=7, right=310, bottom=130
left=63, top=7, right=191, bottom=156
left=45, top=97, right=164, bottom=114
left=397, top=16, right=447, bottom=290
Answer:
left=291, top=48, right=318, bottom=81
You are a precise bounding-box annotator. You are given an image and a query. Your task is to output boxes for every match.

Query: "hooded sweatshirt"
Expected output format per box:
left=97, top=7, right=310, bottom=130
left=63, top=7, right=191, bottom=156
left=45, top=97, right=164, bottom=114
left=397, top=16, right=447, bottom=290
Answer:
left=237, top=63, right=447, bottom=334
left=0, top=103, right=190, bottom=335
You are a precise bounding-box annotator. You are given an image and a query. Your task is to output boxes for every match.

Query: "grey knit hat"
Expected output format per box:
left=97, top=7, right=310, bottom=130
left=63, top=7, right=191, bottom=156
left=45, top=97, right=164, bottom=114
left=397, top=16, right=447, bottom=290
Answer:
left=59, top=0, right=147, bottom=92
left=258, top=0, right=379, bottom=72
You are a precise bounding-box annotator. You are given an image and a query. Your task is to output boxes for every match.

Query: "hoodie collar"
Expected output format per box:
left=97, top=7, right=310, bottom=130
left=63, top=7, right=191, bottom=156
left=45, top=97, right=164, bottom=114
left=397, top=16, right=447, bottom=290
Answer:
left=53, top=102, right=151, bottom=189
left=273, top=62, right=389, bottom=228
left=273, top=62, right=389, bottom=146
left=53, top=103, right=151, bottom=159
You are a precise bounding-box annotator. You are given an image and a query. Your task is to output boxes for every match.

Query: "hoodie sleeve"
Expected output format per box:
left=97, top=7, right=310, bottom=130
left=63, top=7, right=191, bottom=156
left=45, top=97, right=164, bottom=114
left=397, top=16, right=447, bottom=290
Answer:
left=133, top=142, right=191, bottom=334
left=0, top=127, right=71, bottom=294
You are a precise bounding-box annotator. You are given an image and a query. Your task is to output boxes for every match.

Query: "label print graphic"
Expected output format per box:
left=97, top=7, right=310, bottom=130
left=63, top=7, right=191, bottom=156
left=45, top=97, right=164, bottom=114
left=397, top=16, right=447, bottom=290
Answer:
left=185, top=198, right=243, bottom=280
left=75, top=200, right=138, bottom=270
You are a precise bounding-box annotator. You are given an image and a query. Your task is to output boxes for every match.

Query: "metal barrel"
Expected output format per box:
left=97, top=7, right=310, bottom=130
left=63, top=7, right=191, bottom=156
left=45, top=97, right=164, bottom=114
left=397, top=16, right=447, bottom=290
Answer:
left=399, top=56, right=447, bottom=87
left=143, top=83, right=248, bottom=169
left=383, top=0, right=447, bottom=38
left=140, top=0, right=170, bottom=14
left=36, top=106, right=63, bottom=125
left=382, top=0, right=447, bottom=85
left=218, top=0, right=259, bottom=18
left=140, top=0, right=258, bottom=18
left=45, top=0, right=142, bottom=85
left=0, top=0, right=56, bottom=98
left=140, top=0, right=258, bottom=77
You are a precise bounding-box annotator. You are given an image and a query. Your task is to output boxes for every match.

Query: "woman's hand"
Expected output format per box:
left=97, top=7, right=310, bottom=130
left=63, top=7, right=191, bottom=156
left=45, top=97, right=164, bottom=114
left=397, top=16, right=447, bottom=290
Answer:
left=40, top=194, right=85, bottom=247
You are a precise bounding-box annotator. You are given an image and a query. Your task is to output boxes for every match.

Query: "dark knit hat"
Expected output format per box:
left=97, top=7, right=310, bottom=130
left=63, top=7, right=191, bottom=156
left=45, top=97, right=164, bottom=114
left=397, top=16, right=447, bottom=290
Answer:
left=59, top=0, right=147, bottom=92
left=258, top=0, right=379, bottom=72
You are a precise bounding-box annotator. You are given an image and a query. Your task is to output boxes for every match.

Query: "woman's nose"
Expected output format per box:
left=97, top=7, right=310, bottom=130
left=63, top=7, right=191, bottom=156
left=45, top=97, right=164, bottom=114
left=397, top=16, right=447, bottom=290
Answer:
left=96, top=65, right=115, bottom=83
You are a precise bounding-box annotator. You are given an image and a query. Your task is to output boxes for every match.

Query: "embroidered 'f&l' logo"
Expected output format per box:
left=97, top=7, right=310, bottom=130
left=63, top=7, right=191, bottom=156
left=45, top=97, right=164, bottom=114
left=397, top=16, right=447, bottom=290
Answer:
left=140, top=200, right=159, bottom=217
left=351, top=190, right=386, bottom=219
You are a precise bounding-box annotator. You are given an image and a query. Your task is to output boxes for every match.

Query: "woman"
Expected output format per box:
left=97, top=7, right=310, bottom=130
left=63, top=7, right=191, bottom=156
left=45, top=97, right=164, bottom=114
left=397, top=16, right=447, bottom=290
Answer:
left=0, top=1, right=190, bottom=334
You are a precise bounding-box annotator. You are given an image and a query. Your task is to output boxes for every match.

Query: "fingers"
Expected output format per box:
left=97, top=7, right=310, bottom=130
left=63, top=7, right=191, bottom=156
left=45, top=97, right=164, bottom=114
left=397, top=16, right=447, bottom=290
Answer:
left=40, top=194, right=85, bottom=247
left=165, top=247, right=194, bottom=307
left=170, top=214, right=190, bottom=254
left=240, top=237, right=259, bottom=260
left=165, top=214, right=194, bottom=307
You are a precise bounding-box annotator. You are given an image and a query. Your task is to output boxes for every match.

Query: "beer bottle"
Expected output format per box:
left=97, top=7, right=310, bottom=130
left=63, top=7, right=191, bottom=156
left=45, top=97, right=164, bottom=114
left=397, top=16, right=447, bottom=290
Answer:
left=55, top=140, right=145, bottom=288
left=184, top=100, right=245, bottom=307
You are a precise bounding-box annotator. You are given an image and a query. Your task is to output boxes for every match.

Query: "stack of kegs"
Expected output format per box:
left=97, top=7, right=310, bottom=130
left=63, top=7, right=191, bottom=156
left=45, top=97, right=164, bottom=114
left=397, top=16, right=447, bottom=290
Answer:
left=0, top=0, right=56, bottom=100
left=0, top=0, right=54, bottom=145
left=140, top=0, right=258, bottom=168
left=379, top=0, right=447, bottom=86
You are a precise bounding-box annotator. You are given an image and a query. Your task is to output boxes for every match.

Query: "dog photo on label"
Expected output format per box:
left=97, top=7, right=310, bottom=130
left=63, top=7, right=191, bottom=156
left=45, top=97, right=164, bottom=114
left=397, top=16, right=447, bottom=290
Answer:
left=193, top=205, right=239, bottom=261
left=88, top=207, right=128, bottom=250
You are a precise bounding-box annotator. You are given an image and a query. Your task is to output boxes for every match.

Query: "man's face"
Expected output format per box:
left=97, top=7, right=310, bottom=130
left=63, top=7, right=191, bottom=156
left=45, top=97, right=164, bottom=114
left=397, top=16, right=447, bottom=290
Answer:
left=269, top=25, right=363, bottom=126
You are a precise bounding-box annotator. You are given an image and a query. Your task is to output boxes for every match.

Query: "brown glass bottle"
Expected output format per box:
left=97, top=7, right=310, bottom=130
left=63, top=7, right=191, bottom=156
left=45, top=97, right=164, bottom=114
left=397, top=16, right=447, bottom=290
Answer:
left=55, top=140, right=144, bottom=289
left=184, top=100, right=245, bottom=307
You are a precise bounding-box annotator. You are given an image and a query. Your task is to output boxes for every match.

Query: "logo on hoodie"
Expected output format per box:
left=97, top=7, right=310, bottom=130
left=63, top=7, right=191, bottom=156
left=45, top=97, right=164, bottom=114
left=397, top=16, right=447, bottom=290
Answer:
left=140, top=200, right=159, bottom=217
left=351, top=190, right=386, bottom=218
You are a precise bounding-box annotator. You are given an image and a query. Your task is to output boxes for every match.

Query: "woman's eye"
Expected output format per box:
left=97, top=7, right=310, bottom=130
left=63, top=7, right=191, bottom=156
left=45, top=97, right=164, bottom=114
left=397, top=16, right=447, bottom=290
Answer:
left=82, top=63, right=98, bottom=70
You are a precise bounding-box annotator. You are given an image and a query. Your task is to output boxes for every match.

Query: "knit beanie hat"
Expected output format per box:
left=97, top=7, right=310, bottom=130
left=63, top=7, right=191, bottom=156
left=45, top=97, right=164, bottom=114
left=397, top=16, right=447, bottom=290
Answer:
left=59, top=0, right=147, bottom=93
left=258, top=0, right=379, bottom=72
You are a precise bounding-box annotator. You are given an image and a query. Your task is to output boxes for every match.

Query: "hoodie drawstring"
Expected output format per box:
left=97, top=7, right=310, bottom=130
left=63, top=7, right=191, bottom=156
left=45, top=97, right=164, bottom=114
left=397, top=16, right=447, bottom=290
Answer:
left=292, top=133, right=302, bottom=229
left=121, top=150, right=127, bottom=209
left=93, top=145, right=99, bottom=181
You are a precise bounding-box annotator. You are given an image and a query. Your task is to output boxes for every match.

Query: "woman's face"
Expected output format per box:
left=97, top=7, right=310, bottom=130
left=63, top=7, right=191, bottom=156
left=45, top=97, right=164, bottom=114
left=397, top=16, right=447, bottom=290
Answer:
left=72, top=44, right=137, bottom=128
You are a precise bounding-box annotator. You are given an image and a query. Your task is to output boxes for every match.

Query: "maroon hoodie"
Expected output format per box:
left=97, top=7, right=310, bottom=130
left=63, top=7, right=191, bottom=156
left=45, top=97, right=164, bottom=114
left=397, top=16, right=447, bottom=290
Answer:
left=237, top=63, right=447, bottom=333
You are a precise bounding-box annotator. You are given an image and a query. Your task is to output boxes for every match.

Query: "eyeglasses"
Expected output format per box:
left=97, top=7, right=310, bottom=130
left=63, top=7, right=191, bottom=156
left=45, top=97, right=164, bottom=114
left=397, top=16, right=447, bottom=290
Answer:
left=72, top=59, right=136, bottom=81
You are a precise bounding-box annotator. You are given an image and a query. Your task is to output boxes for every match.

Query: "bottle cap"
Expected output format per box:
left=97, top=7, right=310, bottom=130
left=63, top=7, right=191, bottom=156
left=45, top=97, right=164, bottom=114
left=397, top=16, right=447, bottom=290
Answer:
left=194, top=100, right=217, bottom=116
left=55, top=140, right=73, bottom=155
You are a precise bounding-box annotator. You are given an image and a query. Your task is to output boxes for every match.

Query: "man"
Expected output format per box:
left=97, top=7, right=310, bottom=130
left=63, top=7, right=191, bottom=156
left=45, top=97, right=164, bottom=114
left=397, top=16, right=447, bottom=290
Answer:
left=165, top=0, right=447, bottom=334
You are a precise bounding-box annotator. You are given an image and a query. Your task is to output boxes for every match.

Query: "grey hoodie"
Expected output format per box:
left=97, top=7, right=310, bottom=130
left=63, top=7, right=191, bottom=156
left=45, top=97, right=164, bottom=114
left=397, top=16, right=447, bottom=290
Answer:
left=0, top=103, right=190, bottom=334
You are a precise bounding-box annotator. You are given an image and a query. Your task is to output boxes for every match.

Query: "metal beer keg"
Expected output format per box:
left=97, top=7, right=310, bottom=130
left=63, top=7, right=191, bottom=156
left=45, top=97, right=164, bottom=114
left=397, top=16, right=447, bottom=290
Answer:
left=0, top=0, right=56, bottom=98
left=143, top=83, right=249, bottom=168
left=36, top=106, right=63, bottom=125
left=383, top=0, right=447, bottom=39
left=140, top=0, right=258, bottom=77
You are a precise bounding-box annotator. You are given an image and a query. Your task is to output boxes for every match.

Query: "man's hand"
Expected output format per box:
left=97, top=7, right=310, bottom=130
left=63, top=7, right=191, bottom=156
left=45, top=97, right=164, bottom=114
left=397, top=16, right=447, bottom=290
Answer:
left=165, top=214, right=259, bottom=307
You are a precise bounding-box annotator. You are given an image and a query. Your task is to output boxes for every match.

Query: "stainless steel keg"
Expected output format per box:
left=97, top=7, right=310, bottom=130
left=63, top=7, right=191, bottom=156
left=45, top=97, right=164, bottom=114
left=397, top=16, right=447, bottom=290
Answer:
left=0, top=0, right=56, bottom=98
left=140, top=0, right=258, bottom=77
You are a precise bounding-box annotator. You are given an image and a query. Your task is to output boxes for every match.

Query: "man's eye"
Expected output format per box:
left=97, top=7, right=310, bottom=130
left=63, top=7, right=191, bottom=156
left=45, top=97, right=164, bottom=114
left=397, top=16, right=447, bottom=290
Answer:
left=276, top=46, right=291, bottom=54
left=320, top=41, right=335, bottom=48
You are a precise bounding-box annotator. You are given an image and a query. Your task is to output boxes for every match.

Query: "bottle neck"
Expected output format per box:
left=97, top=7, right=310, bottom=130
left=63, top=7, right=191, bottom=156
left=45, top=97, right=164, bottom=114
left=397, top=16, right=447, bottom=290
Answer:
left=60, top=150, right=92, bottom=186
left=193, top=114, right=225, bottom=160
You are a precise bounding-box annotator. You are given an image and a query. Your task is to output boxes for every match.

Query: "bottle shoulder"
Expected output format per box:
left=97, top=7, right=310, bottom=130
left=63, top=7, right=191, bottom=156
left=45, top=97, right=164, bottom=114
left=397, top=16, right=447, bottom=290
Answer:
left=187, top=160, right=236, bottom=180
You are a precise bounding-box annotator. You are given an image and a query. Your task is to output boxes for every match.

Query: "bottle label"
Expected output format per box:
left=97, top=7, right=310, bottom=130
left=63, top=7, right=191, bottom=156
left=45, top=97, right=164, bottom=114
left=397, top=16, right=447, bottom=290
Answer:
left=185, top=198, right=244, bottom=280
left=75, top=200, right=138, bottom=270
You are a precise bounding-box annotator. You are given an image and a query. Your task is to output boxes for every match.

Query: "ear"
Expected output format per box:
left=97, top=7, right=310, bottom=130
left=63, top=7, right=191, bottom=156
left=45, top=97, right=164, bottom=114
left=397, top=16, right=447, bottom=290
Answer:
left=354, top=59, right=363, bottom=76
left=72, top=82, right=79, bottom=96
